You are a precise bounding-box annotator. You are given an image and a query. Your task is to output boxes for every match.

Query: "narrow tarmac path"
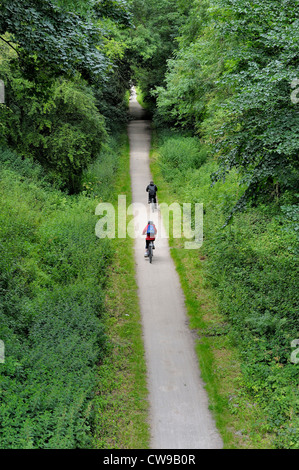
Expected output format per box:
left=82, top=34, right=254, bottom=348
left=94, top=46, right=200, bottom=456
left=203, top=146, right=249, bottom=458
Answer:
left=128, top=91, right=223, bottom=449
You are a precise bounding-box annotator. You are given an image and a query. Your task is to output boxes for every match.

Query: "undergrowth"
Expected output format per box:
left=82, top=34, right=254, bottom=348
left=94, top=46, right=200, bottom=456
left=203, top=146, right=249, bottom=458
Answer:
left=0, top=140, right=115, bottom=448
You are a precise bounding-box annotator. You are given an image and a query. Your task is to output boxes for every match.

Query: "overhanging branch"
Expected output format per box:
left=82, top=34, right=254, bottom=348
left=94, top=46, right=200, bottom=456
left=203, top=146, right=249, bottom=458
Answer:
left=0, top=35, right=20, bottom=57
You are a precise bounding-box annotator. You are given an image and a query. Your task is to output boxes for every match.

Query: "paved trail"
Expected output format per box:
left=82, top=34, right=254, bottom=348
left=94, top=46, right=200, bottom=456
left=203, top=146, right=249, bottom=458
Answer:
left=128, top=92, right=223, bottom=449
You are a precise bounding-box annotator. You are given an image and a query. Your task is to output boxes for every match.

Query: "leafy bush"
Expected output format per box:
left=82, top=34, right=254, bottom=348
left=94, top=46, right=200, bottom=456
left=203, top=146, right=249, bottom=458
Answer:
left=44, top=80, right=106, bottom=189
left=155, top=0, right=299, bottom=209
left=0, top=145, right=116, bottom=448
left=159, top=134, right=208, bottom=183
left=0, top=64, right=107, bottom=193
left=82, top=135, right=121, bottom=201
left=0, top=286, right=106, bottom=448
left=206, top=208, right=299, bottom=447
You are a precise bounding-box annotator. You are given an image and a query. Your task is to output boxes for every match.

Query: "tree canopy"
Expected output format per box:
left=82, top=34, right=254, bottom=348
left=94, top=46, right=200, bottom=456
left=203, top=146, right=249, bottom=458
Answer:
left=153, top=0, right=299, bottom=209
left=0, top=0, right=298, bottom=201
left=0, top=0, right=133, bottom=192
left=0, top=0, right=110, bottom=83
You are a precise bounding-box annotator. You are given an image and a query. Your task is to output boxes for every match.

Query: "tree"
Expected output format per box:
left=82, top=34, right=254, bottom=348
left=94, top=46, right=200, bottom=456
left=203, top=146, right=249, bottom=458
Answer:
left=0, top=0, right=109, bottom=85
left=155, top=0, right=299, bottom=210
left=127, top=0, right=192, bottom=106
left=0, top=0, right=133, bottom=192
left=210, top=0, right=299, bottom=208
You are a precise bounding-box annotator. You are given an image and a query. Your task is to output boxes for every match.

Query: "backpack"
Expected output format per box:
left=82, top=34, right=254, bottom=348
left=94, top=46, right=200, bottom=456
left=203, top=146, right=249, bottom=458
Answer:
left=147, top=224, right=155, bottom=237
left=148, top=184, right=156, bottom=197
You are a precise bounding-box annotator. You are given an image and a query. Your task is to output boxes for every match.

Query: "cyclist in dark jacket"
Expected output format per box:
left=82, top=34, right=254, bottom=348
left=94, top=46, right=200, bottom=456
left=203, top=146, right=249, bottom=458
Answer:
left=146, top=180, right=158, bottom=204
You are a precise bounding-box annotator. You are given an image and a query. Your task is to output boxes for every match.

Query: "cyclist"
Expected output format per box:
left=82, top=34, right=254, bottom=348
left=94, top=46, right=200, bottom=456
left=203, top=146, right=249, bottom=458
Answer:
left=142, top=220, right=157, bottom=257
left=146, top=180, right=158, bottom=205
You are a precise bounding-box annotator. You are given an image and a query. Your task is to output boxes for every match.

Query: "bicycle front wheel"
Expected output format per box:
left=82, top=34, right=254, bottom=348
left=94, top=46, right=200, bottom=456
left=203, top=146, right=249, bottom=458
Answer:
left=149, top=244, right=153, bottom=263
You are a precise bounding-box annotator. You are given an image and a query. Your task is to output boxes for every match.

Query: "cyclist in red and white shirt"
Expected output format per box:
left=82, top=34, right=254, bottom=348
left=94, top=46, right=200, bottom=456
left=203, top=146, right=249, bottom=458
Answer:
left=142, top=220, right=157, bottom=257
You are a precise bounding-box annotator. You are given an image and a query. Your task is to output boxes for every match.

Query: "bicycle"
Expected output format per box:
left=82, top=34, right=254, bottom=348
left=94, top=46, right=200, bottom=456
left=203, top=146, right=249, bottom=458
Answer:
left=148, top=240, right=154, bottom=263
left=149, top=196, right=156, bottom=213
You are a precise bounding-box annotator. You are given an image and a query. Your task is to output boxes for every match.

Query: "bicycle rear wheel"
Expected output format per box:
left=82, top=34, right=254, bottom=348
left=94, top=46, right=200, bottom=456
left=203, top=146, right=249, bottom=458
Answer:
left=149, top=197, right=155, bottom=212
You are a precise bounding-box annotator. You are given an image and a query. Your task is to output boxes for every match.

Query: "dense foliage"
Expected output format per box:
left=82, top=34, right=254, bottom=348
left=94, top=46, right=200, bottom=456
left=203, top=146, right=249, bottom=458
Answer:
left=155, top=0, right=299, bottom=211
left=0, top=0, right=109, bottom=83
left=0, top=0, right=298, bottom=449
left=0, top=0, right=132, bottom=193
left=155, top=131, right=299, bottom=448
left=1, top=69, right=107, bottom=192
left=127, top=0, right=191, bottom=108
left=0, top=146, right=118, bottom=447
